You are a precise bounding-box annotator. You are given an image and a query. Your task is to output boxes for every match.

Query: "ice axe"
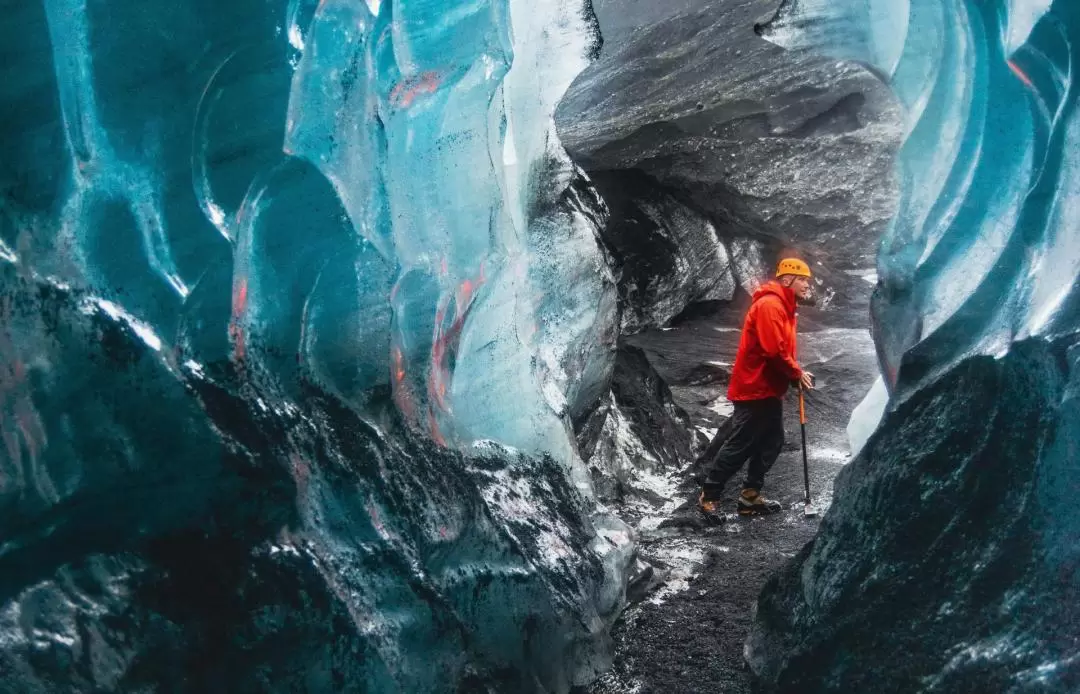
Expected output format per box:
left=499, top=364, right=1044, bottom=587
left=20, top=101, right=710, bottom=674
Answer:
left=799, top=383, right=817, bottom=518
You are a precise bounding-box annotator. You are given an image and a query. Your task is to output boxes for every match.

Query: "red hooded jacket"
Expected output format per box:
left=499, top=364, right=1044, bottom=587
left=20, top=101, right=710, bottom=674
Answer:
left=727, top=280, right=803, bottom=401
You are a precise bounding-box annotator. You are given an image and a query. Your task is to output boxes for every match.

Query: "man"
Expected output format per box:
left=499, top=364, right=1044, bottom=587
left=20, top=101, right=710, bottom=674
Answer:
left=698, top=257, right=815, bottom=517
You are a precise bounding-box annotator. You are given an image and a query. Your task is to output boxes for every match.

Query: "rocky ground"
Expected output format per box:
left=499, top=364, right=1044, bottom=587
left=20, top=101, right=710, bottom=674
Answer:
left=583, top=314, right=878, bottom=694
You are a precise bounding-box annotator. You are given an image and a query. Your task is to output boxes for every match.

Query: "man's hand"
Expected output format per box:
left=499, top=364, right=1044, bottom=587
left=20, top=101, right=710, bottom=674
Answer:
left=800, top=371, right=815, bottom=390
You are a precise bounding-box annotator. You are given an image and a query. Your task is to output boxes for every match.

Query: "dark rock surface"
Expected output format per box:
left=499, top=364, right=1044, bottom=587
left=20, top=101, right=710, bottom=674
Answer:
left=589, top=171, right=740, bottom=333
left=578, top=344, right=697, bottom=505
left=556, top=0, right=901, bottom=327
left=582, top=312, right=879, bottom=694
left=747, top=337, right=1080, bottom=692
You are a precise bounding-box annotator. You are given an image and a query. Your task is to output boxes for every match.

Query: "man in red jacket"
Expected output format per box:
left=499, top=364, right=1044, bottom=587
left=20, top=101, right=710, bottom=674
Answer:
left=699, top=258, right=815, bottom=517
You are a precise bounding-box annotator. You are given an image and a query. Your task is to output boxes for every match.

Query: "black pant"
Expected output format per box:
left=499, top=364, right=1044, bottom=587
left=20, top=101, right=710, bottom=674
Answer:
left=700, top=398, right=783, bottom=500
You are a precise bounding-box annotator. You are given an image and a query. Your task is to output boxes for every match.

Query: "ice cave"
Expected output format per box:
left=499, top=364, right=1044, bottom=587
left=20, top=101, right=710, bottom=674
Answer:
left=0, top=0, right=1077, bottom=691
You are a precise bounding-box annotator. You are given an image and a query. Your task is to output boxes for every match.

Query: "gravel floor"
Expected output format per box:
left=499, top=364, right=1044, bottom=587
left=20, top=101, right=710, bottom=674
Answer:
left=584, top=315, right=878, bottom=694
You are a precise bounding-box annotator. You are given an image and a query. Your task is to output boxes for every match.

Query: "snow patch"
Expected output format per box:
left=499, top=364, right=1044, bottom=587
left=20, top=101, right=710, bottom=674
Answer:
left=845, top=268, right=878, bottom=285
left=287, top=23, right=304, bottom=51
left=646, top=541, right=706, bottom=605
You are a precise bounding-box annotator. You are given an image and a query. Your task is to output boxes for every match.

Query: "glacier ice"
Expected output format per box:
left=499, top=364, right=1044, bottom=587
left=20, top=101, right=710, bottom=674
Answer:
left=750, top=0, right=1080, bottom=690
left=1, top=0, right=633, bottom=690
left=769, top=0, right=1073, bottom=397
left=845, top=375, right=888, bottom=457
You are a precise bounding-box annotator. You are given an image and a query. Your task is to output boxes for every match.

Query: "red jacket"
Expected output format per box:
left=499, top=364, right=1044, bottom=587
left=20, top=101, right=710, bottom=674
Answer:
left=727, top=280, right=803, bottom=401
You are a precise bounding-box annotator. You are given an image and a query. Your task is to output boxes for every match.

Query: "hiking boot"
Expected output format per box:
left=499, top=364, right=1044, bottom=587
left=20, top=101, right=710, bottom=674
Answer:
left=696, top=494, right=726, bottom=527
left=737, top=488, right=782, bottom=516
left=698, top=491, right=722, bottom=515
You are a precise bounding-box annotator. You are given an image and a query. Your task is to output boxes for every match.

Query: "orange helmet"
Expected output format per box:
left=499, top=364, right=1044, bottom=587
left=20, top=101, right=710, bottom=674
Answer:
left=776, top=257, right=812, bottom=278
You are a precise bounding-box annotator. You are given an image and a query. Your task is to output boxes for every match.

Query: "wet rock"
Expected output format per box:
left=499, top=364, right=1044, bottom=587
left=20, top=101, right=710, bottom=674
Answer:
left=625, top=558, right=663, bottom=605
left=589, top=170, right=752, bottom=333
left=748, top=339, right=1080, bottom=692
left=558, top=0, right=901, bottom=325
left=579, top=344, right=697, bottom=505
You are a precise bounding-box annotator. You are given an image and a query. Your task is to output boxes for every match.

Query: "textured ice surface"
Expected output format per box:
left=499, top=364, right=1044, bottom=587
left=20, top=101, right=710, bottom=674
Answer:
left=1, top=0, right=632, bottom=690
left=766, top=0, right=1071, bottom=396
left=759, top=0, right=911, bottom=81
left=845, top=375, right=887, bottom=457
left=750, top=1, right=1080, bottom=690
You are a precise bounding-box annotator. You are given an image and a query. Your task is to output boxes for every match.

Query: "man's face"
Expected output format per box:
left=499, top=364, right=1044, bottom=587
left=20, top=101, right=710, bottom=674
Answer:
left=790, top=276, right=812, bottom=300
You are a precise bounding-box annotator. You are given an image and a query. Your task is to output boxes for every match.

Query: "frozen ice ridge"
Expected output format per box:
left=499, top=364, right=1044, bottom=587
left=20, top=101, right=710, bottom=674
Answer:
left=0, top=0, right=632, bottom=691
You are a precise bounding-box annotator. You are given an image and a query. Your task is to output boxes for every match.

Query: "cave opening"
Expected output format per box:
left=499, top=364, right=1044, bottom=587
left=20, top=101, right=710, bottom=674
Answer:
left=552, top=1, right=901, bottom=689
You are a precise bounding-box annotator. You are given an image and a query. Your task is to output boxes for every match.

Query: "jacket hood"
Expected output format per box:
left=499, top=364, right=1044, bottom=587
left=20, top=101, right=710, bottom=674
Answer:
left=752, top=280, right=797, bottom=316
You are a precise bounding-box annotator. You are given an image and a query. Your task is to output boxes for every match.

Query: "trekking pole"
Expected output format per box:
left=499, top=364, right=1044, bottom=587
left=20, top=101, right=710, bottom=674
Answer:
left=799, top=384, right=817, bottom=518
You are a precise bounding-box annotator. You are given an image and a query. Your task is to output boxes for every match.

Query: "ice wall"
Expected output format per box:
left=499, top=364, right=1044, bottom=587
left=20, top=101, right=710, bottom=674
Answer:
left=231, top=0, right=619, bottom=463
left=750, top=1, right=1080, bottom=690
left=766, top=0, right=1077, bottom=395
left=0, top=0, right=632, bottom=690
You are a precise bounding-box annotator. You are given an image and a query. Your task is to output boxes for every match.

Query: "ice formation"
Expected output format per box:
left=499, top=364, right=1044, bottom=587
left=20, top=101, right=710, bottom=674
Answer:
left=750, top=0, right=1080, bottom=690
left=766, top=0, right=1078, bottom=394
left=777, top=0, right=1080, bottom=455
left=845, top=375, right=888, bottom=456
left=0, top=0, right=633, bottom=690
